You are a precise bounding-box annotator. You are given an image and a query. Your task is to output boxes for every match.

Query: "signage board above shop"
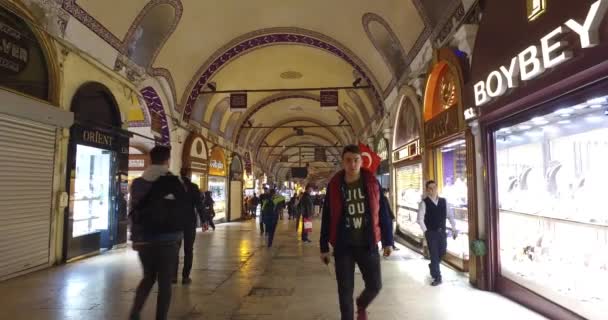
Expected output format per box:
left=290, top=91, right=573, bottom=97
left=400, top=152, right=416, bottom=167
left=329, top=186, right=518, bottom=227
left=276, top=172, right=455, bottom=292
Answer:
left=0, top=7, right=49, bottom=101
left=320, top=90, right=339, bottom=110
left=230, top=93, right=247, bottom=112
left=209, top=146, right=227, bottom=176
left=469, top=0, right=608, bottom=119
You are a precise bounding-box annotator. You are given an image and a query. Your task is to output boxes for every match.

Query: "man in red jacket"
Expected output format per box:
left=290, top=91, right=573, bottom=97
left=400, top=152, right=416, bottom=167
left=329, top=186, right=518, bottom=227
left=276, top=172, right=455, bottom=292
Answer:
left=320, top=145, right=394, bottom=320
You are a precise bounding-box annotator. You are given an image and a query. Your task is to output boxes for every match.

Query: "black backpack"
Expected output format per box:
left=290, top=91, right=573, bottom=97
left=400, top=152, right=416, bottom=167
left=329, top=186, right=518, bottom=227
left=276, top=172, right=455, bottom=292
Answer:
left=131, top=175, right=188, bottom=234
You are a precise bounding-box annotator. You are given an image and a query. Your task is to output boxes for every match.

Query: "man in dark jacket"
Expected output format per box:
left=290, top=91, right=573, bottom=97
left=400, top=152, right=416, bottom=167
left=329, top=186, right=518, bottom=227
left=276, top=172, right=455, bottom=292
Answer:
left=320, top=145, right=394, bottom=320
left=172, top=167, right=204, bottom=285
left=261, top=189, right=285, bottom=248
left=299, top=185, right=314, bottom=243
left=129, top=146, right=186, bottom=320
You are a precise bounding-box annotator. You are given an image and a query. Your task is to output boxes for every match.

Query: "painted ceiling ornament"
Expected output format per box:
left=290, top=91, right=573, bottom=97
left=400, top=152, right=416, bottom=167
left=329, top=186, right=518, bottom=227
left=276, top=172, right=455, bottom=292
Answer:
left=439, top=71, right=457, bottom=109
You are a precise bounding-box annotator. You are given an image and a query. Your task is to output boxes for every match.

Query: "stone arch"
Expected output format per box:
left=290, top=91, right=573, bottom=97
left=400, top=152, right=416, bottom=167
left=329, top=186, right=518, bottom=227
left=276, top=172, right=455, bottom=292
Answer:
left=141, top=86, right=171, bottom=145
left=181, top=28, right=385, bottom=122
left=362, top=13, right=408, bottom=80
left=232, top=93, right=356, bottom=145
left=209, top=97, right=230, bottom=134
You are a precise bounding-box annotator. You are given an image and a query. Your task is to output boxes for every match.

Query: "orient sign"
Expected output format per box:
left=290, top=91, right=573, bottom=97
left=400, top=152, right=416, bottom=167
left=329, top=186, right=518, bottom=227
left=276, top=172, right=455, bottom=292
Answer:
left=474, top=0, right=608, bottom=107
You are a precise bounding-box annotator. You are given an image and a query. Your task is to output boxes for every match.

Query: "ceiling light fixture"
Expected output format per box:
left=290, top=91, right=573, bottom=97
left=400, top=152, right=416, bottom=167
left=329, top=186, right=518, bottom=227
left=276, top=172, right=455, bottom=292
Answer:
left=572, top=104, right=588, bottom=110
left=352, top=78, right=362, bottom=87
left=587, top=97, right=607, bottom=104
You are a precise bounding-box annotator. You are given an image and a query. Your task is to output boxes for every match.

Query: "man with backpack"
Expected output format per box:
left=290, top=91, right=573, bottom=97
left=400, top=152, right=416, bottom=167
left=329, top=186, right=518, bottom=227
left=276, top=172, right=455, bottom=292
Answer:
left=128, top=146, right=188, bottom=320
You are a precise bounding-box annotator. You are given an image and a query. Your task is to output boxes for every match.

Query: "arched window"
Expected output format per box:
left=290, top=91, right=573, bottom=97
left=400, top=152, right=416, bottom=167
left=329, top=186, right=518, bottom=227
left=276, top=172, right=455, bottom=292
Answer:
left=363, top=13, right=408, bottom=79
left=190, top=82, right=216, bottom=125
left=125, top=2, right=180, bottom=67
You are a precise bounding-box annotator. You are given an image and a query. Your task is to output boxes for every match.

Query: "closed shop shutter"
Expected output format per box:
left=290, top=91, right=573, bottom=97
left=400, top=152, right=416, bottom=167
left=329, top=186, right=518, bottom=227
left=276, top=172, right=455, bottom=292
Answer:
left=0, top=113, right=56, bottom=279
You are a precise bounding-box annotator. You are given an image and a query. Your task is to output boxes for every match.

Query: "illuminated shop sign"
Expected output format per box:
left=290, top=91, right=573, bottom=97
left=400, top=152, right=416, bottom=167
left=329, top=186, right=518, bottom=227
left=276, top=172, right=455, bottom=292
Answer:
left=473, top=0, right=608, bottom=107
left=82, top=129, right=113, bottom=147
left=209, top=147, right=227, bottom=176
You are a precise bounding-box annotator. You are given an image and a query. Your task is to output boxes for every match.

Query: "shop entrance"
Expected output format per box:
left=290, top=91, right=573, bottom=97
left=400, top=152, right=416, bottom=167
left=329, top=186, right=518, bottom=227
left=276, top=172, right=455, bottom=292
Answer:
left=64, top=82, right=128, bottom=261
left=71, top=145, right=115, bottom=250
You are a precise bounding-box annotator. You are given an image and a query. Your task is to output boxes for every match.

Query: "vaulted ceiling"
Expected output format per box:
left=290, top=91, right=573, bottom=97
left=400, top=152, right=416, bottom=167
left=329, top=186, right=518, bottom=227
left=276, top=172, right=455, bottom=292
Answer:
left=53, top=0, right=444, bottom=181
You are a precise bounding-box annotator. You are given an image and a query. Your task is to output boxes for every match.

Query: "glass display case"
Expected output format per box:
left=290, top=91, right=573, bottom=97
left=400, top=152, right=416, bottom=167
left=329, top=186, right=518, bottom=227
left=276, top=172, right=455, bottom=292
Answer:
left=208, top=176, right=226, bottom=220
left=432, top=139, right=469, bottom=260
left=395, top=163, right=423, bottom=239
left=72, top=145, right=112, bottom=237
left=494, top=95, right=608, bottom=320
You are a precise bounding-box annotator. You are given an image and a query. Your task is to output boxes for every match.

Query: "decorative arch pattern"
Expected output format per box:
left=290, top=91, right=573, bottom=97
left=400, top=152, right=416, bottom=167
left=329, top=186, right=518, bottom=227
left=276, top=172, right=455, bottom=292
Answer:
left=181, top=29, right=384, bottom=122
left=362, top=13, right=408, bottom=79
left=141, top=86, right=171, bottom=145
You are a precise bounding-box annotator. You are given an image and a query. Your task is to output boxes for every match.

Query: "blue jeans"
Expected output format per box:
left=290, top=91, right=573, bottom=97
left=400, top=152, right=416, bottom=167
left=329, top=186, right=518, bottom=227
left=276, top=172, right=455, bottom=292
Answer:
left=425, top=229, right=447, bottom=280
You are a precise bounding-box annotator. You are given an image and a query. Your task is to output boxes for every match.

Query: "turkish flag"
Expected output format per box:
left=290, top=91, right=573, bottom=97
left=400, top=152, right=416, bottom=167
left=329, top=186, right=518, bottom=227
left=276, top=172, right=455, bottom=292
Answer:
left=358, top=142, right=382, bottom=174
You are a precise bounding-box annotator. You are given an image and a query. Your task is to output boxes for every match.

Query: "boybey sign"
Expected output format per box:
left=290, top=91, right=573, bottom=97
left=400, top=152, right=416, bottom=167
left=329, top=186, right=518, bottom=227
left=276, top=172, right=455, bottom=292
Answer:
left=474, top=0, right=608, bottom=107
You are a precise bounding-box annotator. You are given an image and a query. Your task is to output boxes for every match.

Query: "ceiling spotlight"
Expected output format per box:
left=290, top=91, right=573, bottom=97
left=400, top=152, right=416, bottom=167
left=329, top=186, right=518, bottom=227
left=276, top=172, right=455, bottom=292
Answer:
left=207, top=83, right=217, bottom=91
left=352, top=78, right=362, bottom=87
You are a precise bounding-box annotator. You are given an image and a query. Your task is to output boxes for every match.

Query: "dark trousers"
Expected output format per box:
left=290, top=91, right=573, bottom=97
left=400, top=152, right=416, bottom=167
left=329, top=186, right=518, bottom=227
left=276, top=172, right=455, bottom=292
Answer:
left=250, top=206, right=257, bottom=217
left=334, top=247, right=382, bottom=320
left=265, top=217, right=278, bottom=247
left=301, top=215, right=309, bottom=241
left=259, top=214, right=265, bottom=235
left=131, top=242, right=179, bottom=320
left=174, top=226, right=196, bottom=280
left=425, top=229, right=447, bottom=280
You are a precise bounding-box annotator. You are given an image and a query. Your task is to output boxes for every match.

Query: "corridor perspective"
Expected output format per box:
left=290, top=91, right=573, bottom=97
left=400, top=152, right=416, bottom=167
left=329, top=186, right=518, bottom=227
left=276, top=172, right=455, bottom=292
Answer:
left=0, top=219, right=544, bottom=320
left=2, top=0, right=608, bottom=319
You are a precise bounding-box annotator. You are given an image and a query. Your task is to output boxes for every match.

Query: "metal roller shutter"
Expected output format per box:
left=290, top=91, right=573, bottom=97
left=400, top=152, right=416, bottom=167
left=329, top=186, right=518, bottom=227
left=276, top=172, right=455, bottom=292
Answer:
left=0, top=113, right=56, bottom=279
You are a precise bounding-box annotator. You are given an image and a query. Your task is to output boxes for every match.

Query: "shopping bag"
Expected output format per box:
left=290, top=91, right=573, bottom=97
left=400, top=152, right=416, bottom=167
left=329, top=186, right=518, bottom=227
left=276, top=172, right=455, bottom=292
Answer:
left=303, top=218, right=313, bottom=233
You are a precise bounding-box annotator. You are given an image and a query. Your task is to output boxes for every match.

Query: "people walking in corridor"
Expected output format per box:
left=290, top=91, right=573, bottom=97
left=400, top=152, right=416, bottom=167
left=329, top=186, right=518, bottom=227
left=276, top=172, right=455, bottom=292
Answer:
left=299, top=185, right=314, bottom=243
left=172, top=167, right=204, bottom=285
left=201, top=191, right=216, bottom=231
left=128, top=146, right=188, bottom=320
left=250, top=193, right=259, bottom=218
left=417, top=180, right=458, bottom=286
left=320, top=145, right=394, bottom=320
left=262, top=188, right=286, bottom=248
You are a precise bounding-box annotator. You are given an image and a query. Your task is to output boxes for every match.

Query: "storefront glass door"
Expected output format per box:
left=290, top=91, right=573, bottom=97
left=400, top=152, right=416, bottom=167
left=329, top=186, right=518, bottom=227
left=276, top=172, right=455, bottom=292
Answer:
left=71, top=145, right=113, bottom=248
left=494, top=94, right=608, bottom=319
left=433, top=139, right=470, bottom=261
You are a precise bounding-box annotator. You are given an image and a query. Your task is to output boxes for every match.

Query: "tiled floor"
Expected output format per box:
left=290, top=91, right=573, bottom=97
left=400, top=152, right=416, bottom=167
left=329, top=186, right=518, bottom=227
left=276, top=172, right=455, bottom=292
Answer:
left=0, top=218, right=546, bottom=319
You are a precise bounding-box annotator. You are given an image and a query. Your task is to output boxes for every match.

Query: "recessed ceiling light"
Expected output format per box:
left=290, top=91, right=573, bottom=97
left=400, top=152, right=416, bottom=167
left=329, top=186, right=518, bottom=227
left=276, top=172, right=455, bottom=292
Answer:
left=280, top=71, right=303, bottom=79
left=519, top=125, right=532, bottom=130
left=532, top=117, right=549, bottom=125
left=572, top=104, right=588, bottom=110
left=590, top=104, right=603, bottom=109
left=525, top=130, right=544, bottom=137
left=558, top=119, right=571, bottom=124
left=554, top=108, right=572, bottom=115
left=585, top=116, right=603, bottom=123
left=587, top=97, right=607, bottom=104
